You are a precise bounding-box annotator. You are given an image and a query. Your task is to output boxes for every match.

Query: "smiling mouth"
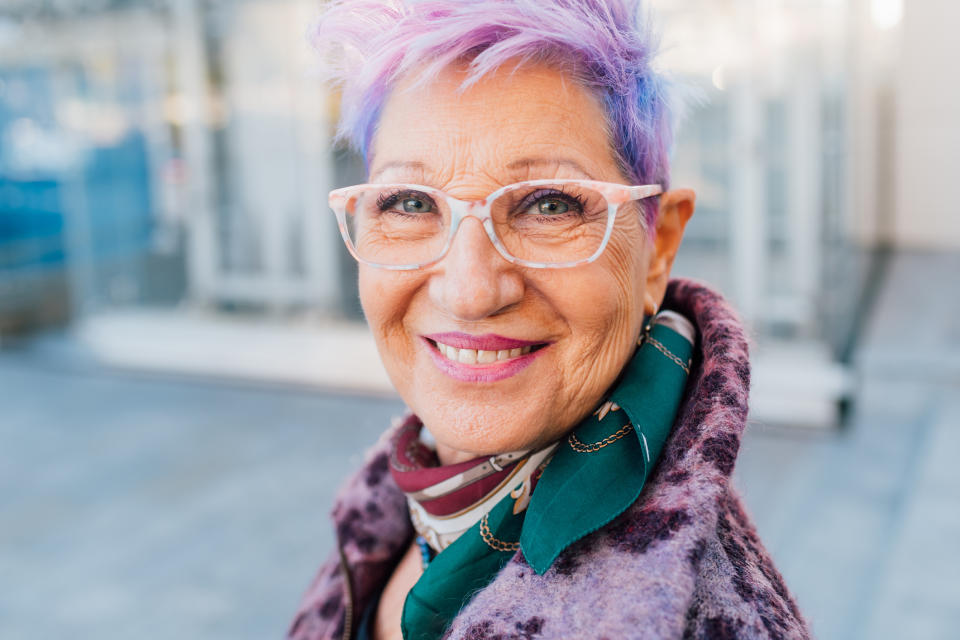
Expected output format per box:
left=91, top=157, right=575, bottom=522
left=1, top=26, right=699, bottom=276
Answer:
left=425, top=338, right=548, bottom=365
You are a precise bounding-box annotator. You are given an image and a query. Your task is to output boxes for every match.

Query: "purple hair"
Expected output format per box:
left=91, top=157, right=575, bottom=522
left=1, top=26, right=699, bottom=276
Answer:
left=310, top=0, right=674, bottom=227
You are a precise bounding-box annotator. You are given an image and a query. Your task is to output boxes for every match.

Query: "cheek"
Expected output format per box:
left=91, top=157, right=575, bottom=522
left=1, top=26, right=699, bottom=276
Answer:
left=550, top=230, right=648, bottom=339
left=358, top=268, right=417, bottom=349
left=604, top=229, right=649, bottom=315
left=357, top=268, right=386, bottom=324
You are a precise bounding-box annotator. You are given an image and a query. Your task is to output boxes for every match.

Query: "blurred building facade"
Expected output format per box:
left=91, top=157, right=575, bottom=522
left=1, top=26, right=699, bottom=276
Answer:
left=0, top=0, right=349, bottom=324
left=0, top=0, right=956, bottom=424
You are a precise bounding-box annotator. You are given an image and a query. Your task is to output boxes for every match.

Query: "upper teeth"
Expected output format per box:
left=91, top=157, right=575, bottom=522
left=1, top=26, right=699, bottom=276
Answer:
left=434, top=342, right=532, bottom=364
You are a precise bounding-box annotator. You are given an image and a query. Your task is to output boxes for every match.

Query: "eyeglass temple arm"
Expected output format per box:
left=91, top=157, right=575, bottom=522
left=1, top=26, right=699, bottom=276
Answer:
left=627, top=185, right=663, bottom=200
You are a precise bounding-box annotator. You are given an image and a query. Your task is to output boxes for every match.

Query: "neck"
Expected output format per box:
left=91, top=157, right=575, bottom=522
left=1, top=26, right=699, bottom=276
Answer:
left=435, top=441, right=480, bottom=466
left=432, top=432, right=558, bottom=466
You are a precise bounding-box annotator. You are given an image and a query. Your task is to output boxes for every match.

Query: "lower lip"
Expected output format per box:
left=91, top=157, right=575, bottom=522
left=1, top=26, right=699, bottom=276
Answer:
left=424, top=339, right=548, bottom=383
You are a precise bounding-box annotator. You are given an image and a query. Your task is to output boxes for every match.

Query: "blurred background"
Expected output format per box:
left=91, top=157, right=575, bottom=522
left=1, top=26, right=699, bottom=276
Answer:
left=1, top=0, right=957, bottom=638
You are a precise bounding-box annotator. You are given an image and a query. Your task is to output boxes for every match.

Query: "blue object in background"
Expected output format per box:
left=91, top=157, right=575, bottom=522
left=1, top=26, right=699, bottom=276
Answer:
left=0, top=66, right=64, bottom=271
left=0, top=177, right=65, bottom=270
left=0, top=63, right=156, bottom=328
left=82, top=131, right=154, bottom=268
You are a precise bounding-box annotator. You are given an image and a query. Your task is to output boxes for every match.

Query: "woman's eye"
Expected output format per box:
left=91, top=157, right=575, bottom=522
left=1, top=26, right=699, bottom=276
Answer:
left=376, top=190, right=436, bottom=216
left=520, top=192, right=582, bottom=217
left=537, top=198, right=569, bottom=215
left=400, top=197, right=432, bottom=214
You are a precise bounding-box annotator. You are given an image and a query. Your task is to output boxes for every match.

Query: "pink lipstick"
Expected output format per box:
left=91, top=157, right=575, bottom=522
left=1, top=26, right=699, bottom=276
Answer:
left=422, top=333, right=550, bottom=382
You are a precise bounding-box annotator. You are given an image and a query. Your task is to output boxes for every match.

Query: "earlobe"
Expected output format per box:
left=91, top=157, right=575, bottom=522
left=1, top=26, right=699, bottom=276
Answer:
left=643, top=292, right=660, bottom=316
left=645, top=188, right=695, bottom=306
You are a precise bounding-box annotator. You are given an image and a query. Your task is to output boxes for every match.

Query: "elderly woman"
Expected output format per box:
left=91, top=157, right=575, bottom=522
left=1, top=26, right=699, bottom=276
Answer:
left=289, top=1, right=809, bottom=639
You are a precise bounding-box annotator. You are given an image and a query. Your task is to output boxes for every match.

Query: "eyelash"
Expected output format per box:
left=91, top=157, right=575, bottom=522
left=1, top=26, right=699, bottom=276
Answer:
left=376, top=189, right=429, bottom=212
left=516, top=188, right=587, bottom=216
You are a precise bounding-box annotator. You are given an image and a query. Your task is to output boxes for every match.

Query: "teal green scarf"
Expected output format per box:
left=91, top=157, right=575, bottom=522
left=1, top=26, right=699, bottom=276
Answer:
left=401, top=313, right=695, bottom=639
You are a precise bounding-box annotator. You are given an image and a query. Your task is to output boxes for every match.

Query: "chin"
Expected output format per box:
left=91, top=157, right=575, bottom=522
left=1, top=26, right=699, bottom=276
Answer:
left=417, top=396, right=553, bottom=458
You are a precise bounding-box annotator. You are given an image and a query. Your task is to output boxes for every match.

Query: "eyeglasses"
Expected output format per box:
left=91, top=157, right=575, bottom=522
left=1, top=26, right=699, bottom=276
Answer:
left=328, top=179, right=662, bottom=270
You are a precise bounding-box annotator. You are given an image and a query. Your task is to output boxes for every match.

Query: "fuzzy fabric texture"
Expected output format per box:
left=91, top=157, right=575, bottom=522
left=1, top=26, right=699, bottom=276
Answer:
left=287, top=279, right=811, bottom=640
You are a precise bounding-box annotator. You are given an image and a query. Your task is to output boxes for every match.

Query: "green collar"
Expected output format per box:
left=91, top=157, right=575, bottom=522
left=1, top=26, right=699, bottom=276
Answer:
left=401, top=316, right=695, bottom=639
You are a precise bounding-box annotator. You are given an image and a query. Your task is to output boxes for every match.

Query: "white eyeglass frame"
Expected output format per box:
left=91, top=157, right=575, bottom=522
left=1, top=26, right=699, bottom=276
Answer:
left=328, top=178, right=663, bottom=271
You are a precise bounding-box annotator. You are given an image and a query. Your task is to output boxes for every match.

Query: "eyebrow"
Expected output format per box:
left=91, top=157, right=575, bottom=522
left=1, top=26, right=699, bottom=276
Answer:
left=368, top=160, right=428, bottom=182
left=505, top=157, right=596, bottom=180
left=367, top=157, right=597, bottom=183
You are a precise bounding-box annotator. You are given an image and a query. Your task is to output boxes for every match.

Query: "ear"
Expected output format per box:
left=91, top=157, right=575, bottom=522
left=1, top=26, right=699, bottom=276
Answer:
left=644, top=188, right=695, bottom=314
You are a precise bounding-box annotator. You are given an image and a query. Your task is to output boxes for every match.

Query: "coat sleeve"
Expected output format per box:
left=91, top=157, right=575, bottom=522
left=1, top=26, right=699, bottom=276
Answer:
left=287, top=548, right=350, bottom=640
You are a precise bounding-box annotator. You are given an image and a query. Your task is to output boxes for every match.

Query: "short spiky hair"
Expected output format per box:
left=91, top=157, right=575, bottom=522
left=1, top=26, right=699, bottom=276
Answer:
left=311, top=0, right=674, bottom=224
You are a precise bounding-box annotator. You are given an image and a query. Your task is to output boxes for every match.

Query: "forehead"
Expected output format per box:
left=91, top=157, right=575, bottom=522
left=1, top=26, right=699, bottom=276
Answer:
left=369, top=61, right=621, bottom=184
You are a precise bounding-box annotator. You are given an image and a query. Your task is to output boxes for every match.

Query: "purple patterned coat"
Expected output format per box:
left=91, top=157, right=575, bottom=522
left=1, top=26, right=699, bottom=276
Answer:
left=288, top=279, right=811, bottom=640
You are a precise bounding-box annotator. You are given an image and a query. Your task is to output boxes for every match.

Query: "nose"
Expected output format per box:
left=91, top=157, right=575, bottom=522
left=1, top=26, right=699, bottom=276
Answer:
left=428, top=215, right=524, bottom=321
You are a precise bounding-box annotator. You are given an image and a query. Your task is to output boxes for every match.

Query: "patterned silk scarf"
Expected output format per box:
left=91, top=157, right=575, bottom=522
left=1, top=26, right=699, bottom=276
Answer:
left=390, top=421, right=558, bottom=553
left=391, top=311, right=696, bottom=640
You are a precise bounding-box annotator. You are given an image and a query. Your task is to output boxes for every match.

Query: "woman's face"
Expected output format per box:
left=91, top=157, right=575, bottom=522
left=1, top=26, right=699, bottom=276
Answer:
left=363, top=61, right=687, bottom=463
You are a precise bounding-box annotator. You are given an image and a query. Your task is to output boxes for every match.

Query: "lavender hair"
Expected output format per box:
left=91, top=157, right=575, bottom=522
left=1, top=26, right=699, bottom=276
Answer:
left=310, top=0, right=674, bottom=227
